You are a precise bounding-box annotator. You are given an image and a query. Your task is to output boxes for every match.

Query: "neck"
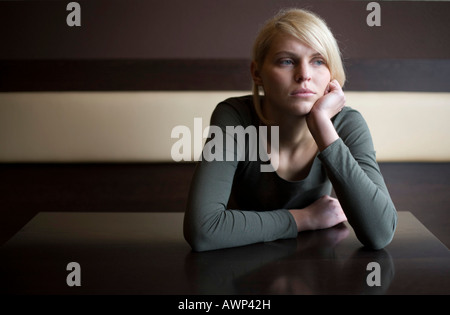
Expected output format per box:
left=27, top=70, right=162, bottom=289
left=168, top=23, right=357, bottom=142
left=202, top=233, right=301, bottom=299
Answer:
left=262, top=103, right=313, bottom=149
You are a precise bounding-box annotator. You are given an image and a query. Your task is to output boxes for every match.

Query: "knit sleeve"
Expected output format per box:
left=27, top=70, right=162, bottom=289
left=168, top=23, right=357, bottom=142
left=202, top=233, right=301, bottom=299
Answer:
left=318, top=108, right=397, bottom=249
left=183, top=101, right=298, bottom=252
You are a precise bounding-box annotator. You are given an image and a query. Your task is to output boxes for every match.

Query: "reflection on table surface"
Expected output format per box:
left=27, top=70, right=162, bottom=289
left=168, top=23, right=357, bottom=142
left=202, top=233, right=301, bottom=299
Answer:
left=185, top=223, right=395, bottom=295
left=0, top=211, right=448, bottom=294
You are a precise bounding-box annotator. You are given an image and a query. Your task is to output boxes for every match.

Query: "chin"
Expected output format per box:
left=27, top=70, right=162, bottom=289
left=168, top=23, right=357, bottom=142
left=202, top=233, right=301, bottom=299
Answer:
left=290, top=101, right=315, bottom=116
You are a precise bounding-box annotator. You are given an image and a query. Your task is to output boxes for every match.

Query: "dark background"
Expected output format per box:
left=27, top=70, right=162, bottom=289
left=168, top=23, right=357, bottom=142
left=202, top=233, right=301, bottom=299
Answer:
left=1, top=0, right=449, bottom=91
left=0, top=1, right=449, bottom=247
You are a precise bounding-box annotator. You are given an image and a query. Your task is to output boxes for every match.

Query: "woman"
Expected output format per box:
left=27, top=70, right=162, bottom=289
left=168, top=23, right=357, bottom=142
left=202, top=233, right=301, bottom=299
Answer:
left=184, top=8, right=397, bottom=252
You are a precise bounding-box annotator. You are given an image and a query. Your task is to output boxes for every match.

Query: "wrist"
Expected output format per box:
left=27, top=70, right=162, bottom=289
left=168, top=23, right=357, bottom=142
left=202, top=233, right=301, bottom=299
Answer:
left=288, top=209, right=312, bottom=232
left=306, top=110, right=338, bottom=151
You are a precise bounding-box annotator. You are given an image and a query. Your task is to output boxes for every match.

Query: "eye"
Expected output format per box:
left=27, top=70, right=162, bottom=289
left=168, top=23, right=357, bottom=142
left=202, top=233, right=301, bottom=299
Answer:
left=278, top=59, right=295, bottom=66
left=312, top=58, right=326, bottom=66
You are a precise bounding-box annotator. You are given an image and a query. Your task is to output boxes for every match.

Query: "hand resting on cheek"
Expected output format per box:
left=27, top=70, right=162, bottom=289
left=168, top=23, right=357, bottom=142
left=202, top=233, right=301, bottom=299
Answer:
left=309, top=79, right=346, bottom=120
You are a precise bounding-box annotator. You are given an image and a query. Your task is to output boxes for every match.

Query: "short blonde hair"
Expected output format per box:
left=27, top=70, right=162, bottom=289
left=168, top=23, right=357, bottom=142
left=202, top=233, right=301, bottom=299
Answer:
left=252, top=8, right=346, bottom=124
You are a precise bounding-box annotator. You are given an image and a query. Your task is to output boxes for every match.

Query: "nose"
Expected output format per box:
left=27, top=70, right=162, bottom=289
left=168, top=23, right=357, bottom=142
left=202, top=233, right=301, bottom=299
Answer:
left=294, top=63, right=311, bottom=82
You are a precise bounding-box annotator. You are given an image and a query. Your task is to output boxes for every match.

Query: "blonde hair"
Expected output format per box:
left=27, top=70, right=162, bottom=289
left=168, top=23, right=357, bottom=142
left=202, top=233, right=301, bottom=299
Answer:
left=252, top=8, right=346, bottom=124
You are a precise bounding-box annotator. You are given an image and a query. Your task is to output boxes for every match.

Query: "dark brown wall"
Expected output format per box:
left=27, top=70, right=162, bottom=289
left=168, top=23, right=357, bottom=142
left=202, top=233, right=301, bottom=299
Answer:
left=1, top=0, right=449, bottom=59
left=1, top=0, right=449, bottom=92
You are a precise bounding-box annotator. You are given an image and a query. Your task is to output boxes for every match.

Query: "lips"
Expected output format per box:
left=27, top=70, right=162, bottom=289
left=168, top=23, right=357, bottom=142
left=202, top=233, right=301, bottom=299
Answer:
left=290, top=88, right=316, bottom=96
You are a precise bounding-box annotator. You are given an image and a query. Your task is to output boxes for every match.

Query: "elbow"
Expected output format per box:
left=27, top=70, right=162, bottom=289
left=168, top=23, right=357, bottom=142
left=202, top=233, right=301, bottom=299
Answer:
left=362, top=235, right=393, bottom=251
left=184, top=230, right=218, bottom=252
left=360, top=213, right=398, bottom=250
left=184, top=229, right=207, bottom=252
left=183, top=215, right=218, bottom=252
left=183, top=221, right=203, bottom=252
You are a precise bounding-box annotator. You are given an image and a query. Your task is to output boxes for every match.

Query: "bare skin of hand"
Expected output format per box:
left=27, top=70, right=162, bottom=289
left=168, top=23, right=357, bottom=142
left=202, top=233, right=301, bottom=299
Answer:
left=306, top=79, right=346, bottom=151
left=289, top=195, right=347, bottom=232
left=310, top=79, right=346, bottom=120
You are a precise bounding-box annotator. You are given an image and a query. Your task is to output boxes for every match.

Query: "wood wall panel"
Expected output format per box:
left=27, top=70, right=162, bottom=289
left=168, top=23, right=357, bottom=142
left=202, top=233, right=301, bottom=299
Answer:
left=1, top=59, right=449, bottom=92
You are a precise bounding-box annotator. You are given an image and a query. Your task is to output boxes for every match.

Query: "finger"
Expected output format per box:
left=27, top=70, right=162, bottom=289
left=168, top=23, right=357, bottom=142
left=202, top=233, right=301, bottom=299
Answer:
left=330, top=79, right=340, bottom=86
left=328, top=80, right=342, bottom=91
left=325, top=81, right=339, bottom=94
left=326, top=81, right=338, bottom=94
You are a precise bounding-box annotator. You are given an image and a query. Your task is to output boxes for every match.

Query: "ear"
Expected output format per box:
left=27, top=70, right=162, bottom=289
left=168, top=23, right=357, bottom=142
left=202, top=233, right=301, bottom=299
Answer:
left=250, top=61, right=263, bottom=86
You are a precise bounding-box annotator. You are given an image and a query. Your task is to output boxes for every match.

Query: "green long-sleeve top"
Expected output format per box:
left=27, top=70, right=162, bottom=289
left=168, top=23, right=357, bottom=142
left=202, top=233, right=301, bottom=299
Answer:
left=184, top=95, right=397, bottom=252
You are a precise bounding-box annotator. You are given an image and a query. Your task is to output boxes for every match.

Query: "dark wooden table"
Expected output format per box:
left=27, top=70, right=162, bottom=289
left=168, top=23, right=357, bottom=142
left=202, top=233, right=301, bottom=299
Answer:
left=0, top=211, right=448, bottom=295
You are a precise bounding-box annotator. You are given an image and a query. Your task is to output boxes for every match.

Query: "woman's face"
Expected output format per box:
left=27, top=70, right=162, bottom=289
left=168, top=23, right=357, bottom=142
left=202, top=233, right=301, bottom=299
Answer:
left=253, top=33, right=331, bottom=118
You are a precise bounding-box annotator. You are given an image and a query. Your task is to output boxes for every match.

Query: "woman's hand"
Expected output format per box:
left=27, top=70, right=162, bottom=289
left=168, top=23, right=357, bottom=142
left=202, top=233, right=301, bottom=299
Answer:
left=310, top=79, right=346, bottom=119
left=289, top=195, right=347, bottom=232
left=306, top=80, right=346, bottom=151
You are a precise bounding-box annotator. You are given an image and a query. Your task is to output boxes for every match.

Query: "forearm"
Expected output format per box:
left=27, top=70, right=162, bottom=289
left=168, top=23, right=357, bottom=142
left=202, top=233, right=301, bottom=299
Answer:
left=306, top=109, right=339, bottom=152
left=305, top=79, right=345, bottom=151
left=307, top=105, right=397, bottom=249
left=288, top=209, right=311, bottom=232
left=319, top=139, right=397, bottom=249
left=185, top=206, right=297, bottom=252
left=184, top=160, right=298, bottom=252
